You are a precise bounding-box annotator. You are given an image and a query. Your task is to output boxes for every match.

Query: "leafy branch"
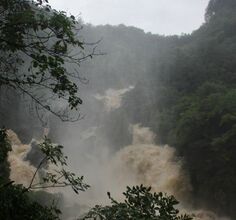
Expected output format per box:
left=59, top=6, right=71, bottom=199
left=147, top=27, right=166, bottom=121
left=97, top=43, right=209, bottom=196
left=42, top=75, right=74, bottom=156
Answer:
left=81, top=185, right=192, bottom=220
left=0, top=0, right=102, bottom=122
left=25, top=137, right=90, bottom=194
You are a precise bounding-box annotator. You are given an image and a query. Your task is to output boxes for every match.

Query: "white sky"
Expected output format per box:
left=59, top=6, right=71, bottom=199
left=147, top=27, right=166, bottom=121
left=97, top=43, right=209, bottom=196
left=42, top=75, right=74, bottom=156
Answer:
left=50, top=0, right=209, bottom=35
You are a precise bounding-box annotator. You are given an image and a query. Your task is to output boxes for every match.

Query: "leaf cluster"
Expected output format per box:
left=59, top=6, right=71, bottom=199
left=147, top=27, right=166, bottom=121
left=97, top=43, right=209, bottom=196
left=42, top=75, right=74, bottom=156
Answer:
left=0, top=0, right=98, bottom=122
left=26, top=137, right=90, bottom=194
left=0, top=128, right=11, bottom=183
left=0, top=184, right=61, bottom=220
left=81, top=185, right=192, bottom=220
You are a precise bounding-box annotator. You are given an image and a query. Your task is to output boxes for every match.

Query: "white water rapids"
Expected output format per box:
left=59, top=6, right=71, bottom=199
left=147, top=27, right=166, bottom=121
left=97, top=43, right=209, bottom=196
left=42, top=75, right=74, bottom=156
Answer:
left=6, top=87, right=230, bottom=220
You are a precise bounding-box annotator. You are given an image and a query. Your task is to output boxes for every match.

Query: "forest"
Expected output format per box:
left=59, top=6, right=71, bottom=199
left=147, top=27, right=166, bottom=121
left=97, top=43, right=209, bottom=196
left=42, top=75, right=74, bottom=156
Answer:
left=0, top=0, right=236, bottom=219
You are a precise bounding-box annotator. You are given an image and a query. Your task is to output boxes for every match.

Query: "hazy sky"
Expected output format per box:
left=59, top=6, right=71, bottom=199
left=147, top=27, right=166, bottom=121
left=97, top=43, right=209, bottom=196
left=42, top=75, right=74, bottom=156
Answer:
left=50, top=0, right=209, bottom=35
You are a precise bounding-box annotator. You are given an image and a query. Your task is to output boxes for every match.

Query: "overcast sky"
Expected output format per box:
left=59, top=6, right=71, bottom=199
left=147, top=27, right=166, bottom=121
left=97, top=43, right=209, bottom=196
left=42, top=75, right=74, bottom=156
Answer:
left=50, top=0, right=210, bottom=35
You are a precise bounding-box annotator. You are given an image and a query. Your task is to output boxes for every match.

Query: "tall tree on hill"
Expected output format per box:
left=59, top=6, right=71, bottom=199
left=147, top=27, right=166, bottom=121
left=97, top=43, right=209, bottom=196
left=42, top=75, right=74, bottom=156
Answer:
left=205, top=0, right=236, bottom=21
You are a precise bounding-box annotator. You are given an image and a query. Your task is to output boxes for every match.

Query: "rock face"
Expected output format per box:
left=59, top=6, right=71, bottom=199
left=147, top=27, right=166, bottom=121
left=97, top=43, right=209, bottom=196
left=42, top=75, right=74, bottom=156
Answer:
left=24, top=140, right=46, bottom=168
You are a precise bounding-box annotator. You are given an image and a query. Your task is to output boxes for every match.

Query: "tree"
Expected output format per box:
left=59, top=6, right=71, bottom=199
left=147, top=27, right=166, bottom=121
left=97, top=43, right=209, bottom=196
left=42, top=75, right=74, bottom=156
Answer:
left=0, top=0, right=99, bottom=122
left=81, top=185, right=192, bottom=220
left=0, top=128, right=90, bottom=195
left=0, top=127, right=90, bottom=219
left=205, top=0, right=236, bottom=21
left=0, top=1, right=95, bottom=218
left=0, top=184, right=61, bottom=220
left=0, top=128, right=11, bottom=184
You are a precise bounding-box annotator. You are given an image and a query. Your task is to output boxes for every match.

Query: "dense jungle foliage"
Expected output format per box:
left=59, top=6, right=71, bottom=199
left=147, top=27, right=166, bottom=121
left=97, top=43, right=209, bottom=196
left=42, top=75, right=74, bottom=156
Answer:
left=112, top=0, right=236, bottom=217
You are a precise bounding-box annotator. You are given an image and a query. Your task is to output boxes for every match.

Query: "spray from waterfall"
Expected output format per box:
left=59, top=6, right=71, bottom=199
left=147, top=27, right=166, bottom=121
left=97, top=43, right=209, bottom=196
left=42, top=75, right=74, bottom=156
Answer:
left=94, top=86, right=134, bottom=111
left=108, top=125, right=231, bottom=220
left=109, top=124, right=192, bottom=202
left=68, top=86, right=230, bottom=220
left=7, top=130, right=40, bottom=187
left=5, top=86, right=230, bottom=220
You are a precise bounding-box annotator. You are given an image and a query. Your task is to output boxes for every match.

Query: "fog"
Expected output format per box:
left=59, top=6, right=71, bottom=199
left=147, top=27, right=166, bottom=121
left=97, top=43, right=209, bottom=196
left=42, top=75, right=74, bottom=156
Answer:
left=50, top=0, right=209, bottom=35
left=2, top=0, right=235, bottom=219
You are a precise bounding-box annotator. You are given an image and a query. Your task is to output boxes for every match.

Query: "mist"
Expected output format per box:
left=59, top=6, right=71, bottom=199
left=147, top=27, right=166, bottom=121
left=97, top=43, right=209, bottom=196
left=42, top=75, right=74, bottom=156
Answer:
left=50, top=0, right=209, bottom=35
left=1, top=0, right=236, bottom=219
